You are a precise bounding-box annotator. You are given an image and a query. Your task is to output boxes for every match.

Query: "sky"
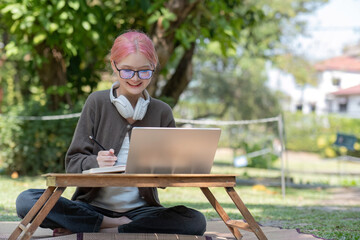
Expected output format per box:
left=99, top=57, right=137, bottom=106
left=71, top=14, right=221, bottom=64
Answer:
left=290, top=0, right=360, bottom=61
left=267, top=0, right=360, bottom=102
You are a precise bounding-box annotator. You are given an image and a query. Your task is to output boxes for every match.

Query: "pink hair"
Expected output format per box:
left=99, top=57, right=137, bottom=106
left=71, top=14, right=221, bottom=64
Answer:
left=110, top=31, right=158, bottom=70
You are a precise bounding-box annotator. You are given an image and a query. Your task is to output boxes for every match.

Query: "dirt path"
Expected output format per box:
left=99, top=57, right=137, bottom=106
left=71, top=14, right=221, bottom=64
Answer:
left=285, top=151, right=360, bottom=205
left=321, top=187, right=360, bottom=206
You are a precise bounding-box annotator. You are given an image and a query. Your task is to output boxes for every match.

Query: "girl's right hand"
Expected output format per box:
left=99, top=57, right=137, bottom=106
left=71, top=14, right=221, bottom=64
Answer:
left=97, top=149, right=117, bottom=167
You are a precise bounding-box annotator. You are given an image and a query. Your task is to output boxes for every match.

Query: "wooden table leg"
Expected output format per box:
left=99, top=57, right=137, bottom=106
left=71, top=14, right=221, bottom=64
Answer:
left=200, top=187, right=243, bottom=240
left=225, top=187, right=267, bottom=240
left=8, top=187, right=56, bottom=240
left=21, top=187, right=66, bottom=240
left=8, top=187, right=66, bottom=240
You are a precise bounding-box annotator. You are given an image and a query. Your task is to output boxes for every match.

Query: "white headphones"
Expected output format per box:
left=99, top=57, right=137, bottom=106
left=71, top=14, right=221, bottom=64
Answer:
left=109, top=82, right=150, bottom=120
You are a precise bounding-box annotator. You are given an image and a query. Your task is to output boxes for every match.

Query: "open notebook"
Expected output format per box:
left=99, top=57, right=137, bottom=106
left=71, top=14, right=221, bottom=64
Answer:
left=82, top=165, right=125, bottom=174
left=83, top=127, right=221, bottom=174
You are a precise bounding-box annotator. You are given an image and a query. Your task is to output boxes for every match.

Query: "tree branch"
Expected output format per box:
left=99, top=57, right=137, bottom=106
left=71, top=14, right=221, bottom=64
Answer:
left=193, top=104, right=230, bottom=120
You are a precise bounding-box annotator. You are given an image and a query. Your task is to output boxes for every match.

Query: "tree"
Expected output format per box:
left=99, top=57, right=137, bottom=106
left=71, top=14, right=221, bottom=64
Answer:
left=274, top=54, right=318, bottom=108
left=172, top=0, right=326, bottom=120
left=0, top=0, right=327, bottom=111
left=175, top=42, right=281, bottom=121
left=0, top=0, right=329, bottom=174
left=1, top=0, right=116, bottom=109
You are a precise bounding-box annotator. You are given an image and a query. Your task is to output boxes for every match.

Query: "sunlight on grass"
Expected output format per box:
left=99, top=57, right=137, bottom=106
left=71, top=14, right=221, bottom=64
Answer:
left=158, top=186, right=360, bottom=239
left=1, top=149, right=359, bottom=240
left=212, top=148, right=360, bottom=186
left=0, top=176, right=74, bottom=221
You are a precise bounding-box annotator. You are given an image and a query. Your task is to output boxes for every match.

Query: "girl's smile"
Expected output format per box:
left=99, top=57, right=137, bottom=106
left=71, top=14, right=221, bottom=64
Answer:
left=127, top=81, right=143, bottom=88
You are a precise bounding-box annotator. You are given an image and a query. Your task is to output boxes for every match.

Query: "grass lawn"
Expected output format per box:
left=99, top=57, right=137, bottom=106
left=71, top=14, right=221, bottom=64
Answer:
left=213, top=149, right=360, bottom=187
left=1, top=150, right=359, bottom=239
left=1, top=175, right=359, bottom=240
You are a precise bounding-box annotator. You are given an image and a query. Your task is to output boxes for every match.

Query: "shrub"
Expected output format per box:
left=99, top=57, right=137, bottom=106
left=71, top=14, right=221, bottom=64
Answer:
left=244, top=143, right=279, bottom=168
left=231, top=137, right=279, bottom=169
left=284, top=112, right=360, bottom=158
left=0, top=101, right=81, bottom=176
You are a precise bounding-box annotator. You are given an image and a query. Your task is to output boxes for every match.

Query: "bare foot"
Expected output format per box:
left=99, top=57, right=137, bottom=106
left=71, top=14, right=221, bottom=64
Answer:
left=117, top=216, right=132, bottom=225
left=53, top=228, right=73, bottom=237
left=100, top=216, right=132, bottom=229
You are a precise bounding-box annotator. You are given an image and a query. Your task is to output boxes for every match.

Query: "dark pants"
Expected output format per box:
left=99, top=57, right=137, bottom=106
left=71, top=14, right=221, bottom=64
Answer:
left=16, top=189, right=206, bottom=235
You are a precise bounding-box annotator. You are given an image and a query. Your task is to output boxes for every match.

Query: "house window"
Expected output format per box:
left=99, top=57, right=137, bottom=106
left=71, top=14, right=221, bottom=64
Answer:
left=296, top=104, right=303, bottom=111
left=310, top=103, right=316, bottom=112
left=337, top=97, right=348, bottom=112
left=339, top=103, right=347, bottom=112
left=332, top=77, right=341, bottom=86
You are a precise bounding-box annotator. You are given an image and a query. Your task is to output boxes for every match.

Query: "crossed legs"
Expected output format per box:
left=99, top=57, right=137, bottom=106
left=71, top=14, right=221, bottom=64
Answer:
left=16, top=189, right=206, bottom=235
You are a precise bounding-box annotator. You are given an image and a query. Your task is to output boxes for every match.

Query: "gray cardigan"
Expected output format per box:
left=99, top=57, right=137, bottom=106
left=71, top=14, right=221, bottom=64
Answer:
left=65, top=89, right=175, bottom=205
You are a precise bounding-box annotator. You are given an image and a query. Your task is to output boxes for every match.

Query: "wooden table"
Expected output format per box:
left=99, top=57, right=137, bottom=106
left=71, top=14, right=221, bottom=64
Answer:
left=9, top=174, right=267, bottom=240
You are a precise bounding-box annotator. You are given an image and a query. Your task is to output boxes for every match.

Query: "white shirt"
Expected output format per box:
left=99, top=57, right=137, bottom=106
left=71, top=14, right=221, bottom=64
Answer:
left=90, top=133, right=147, bottom=212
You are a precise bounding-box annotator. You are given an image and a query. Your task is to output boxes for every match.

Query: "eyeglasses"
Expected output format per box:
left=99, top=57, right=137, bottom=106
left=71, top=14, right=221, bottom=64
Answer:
left=113, top=61, right=154, bottom=80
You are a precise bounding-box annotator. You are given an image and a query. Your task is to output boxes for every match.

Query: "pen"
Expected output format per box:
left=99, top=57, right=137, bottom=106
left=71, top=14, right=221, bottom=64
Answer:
left=89, top=136, right=106, bottom=150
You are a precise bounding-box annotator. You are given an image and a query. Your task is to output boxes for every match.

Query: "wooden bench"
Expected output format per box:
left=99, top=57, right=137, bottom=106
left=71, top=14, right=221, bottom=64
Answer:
left=9, top=174, right=267, bottom=240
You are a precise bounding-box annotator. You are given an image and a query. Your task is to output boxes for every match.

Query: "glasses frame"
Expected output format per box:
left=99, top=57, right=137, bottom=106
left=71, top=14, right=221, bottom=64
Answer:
left=113, top=61, right=154, bottom=80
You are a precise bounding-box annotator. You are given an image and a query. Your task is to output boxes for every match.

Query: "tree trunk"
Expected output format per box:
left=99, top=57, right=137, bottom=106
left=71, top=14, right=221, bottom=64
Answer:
left=36, top=45, right=72, bottom=110
left=160, top=42, right=195, bottom=106
left=148, top=0, right=201, bottom=97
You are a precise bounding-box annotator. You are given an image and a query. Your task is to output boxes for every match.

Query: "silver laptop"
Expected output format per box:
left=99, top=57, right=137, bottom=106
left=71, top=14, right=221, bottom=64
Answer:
left=125, top=127, right=221, bottom=174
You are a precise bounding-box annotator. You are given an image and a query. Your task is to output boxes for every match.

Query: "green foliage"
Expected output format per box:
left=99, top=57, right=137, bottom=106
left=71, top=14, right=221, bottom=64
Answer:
left=284, top=112, right=360, bottom=158
left=0, top=0, right=116, bottom=104
left=0, top=0, right=328, bottom=108
left=0, top=0, right=159, bottom=107
left=0, top=101, right=82, bottom=175
left=171, top=0, right=327, bottom=119
left=274, top=54, right=318, bottom=87
left=175, top=49, right=281, bottom=120
left=245, top=146, right=278, bottom=169
left=223, top=125, right=279, bottom=169
left=284, top=112, right=322, bottom=152
left=0, top=0, right=328, bottom=174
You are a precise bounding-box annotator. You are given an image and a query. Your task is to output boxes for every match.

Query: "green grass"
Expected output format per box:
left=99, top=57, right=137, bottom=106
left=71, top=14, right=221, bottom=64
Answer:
left=159, top=187, right=360, bottom=240
left=0, top=176, right=75, bottom=221
left=1, top=175, right=359, bottom=239
left=212, top=149, right=360, bottom=187
left=1, top=150, right=360, bottom=239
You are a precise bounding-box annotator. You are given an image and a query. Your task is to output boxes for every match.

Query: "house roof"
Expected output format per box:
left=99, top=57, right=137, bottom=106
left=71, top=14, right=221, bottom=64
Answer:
left=330, top=84, right=360, bottom=96
left=315, top=55, right=360, bottom=73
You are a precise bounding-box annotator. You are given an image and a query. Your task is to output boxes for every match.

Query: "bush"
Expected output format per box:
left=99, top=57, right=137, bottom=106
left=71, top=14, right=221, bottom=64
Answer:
left=244, top=143, right=279, bottom=168
left=0, top=101, right=81, bottom=176
left=231, top=137, right=279, bottom=169
left=284, top=112, right=360, bottom=158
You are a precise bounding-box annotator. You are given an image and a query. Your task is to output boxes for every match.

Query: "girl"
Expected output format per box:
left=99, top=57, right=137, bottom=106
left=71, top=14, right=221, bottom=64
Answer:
left=16, top=30, right=206, bottom=236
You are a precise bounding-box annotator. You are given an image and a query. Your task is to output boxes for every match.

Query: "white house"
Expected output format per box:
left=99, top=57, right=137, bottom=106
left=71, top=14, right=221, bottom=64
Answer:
left=315, top=55, right=360, bottom=117
left=327, top=84, right=360, bottom=118
left=268, top=55, right=360, bottom=117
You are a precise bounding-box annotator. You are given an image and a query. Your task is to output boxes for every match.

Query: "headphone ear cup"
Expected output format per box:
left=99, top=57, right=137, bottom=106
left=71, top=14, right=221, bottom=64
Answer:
left=113, top=96, right=134, bottom=119
left=110, top=81, right=150, bottom=120
left=133, top=97, right=150, bottom=120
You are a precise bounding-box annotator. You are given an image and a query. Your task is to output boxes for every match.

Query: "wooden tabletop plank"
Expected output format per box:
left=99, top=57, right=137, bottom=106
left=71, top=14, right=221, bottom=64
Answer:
left=43, top=174, right=237, bottom=187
